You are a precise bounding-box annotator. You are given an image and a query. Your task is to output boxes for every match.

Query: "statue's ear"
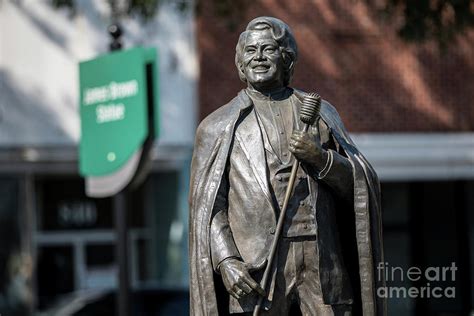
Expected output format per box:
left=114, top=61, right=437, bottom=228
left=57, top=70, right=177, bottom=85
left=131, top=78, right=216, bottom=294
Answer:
left=239, top=63, right=244, bottom=75
left=288, top=61, right=294, bottom=71
left=237, top=63, right=247, bottom=82
left=282, top=51, right=295, bottom=76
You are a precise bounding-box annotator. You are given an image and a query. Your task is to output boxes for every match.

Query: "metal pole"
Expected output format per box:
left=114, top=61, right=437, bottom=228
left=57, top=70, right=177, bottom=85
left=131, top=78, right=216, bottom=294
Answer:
left=109, top=22, right=129, bottom=316
left=114, top=191, right=130, bottom=316
left=253, top=158, right=300, bottom=316
left=253, top=90, right=320, bottom=315
left=253, top=124, right=307, bottom=315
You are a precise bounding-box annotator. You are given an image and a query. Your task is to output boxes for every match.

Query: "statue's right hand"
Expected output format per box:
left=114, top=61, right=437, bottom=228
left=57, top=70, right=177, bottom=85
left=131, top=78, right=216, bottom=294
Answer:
left=219, top=258, right=266, bottom=299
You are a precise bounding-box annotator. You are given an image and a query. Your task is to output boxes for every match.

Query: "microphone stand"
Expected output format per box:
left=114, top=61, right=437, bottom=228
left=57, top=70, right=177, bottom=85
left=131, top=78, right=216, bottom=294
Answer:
left=252, top=123, right=312, bottom=316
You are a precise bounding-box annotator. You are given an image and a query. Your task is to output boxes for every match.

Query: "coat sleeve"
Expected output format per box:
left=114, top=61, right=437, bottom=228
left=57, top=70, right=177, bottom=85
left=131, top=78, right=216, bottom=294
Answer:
left=303, top=117, right=354, bottom=204
left=210, top=163, right=242, bottom=272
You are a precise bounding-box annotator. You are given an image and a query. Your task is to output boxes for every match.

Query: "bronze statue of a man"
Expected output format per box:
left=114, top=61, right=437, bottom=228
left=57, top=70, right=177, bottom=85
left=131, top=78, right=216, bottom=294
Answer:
left=189, top=16, right=385, bottom=316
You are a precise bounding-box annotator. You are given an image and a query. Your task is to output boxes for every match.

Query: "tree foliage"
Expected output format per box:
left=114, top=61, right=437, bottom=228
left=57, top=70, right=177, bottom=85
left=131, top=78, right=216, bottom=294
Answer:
left=50, top=0, right=473, bottom=47
left=50, top=0, right=190, bottom=20
left=382, top=0, right=474, bottom=48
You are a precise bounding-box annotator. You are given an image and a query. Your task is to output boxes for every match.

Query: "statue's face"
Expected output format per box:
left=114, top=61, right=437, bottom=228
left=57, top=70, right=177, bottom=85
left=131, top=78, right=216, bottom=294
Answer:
left=242, top=30, right=285, bottom=92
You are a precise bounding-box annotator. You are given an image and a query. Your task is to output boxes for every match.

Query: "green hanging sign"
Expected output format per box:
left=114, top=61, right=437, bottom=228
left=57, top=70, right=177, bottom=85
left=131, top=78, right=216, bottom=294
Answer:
left=79, top=47, right=158, bottom=178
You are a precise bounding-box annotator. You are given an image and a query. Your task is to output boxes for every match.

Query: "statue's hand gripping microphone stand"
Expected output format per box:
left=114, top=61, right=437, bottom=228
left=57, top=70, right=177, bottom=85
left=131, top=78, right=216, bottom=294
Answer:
left=253, top=92, right=321, bottom=316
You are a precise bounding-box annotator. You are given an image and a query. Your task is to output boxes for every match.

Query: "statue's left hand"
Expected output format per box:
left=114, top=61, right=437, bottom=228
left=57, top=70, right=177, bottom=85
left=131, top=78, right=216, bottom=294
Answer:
left=289, top=130, right=326, bottom=166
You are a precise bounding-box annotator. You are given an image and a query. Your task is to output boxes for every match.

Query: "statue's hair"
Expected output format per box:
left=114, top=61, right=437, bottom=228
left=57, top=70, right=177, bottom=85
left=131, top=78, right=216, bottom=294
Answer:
left=235, top=16, right=298, bottom=86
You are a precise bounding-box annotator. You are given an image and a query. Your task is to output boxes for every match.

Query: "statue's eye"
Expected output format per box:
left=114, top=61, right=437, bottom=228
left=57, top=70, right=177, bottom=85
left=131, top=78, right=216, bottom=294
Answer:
left=245, top=48, right=256, bottom=54
left=265, top=47, right=276, bottom=53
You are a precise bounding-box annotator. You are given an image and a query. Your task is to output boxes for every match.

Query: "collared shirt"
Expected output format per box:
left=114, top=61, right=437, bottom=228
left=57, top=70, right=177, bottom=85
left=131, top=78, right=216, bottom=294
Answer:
left=246, top=87, right=294, bottom=164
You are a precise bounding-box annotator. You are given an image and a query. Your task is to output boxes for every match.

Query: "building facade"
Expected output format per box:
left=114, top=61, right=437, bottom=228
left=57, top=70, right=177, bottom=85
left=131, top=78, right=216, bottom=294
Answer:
left=0, top=1, right=196, bottom=314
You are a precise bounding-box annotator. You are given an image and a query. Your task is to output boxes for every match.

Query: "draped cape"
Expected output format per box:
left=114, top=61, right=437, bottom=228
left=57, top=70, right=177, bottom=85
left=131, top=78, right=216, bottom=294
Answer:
left=189, top=90, right=386, bottom=316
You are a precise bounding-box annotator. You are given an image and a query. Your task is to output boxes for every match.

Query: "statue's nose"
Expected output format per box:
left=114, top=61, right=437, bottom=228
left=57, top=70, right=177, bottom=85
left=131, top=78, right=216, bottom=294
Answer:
left=254, top=50, right=265, bottom=61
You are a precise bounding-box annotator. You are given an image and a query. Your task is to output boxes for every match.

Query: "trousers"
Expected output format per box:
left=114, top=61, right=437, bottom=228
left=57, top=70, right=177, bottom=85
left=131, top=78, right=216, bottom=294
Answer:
left=241, top=237, right=352, bottom=316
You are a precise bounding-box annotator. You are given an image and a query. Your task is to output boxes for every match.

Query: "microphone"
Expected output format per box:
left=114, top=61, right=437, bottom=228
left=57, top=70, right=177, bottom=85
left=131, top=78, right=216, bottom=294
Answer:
left=300, top=92, right=321, bottom=127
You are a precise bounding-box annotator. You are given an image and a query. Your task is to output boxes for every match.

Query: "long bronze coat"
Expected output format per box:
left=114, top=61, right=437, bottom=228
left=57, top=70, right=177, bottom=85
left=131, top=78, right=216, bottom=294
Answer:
left=189, top=89, right=386, bottom=316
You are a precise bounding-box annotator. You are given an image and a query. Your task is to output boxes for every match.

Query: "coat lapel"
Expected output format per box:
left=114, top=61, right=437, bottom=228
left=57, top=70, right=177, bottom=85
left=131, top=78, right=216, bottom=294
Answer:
left=235, top=91, right=273, bottom=206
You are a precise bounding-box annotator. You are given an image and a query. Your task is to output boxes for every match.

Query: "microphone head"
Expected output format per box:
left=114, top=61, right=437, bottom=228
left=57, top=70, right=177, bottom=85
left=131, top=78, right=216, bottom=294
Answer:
left=300, top=92, right=321, bottom=125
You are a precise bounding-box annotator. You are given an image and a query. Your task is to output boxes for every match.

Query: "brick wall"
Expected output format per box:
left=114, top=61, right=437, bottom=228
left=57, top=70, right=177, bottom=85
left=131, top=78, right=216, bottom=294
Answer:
left=197, top=0, right=474, bottom=132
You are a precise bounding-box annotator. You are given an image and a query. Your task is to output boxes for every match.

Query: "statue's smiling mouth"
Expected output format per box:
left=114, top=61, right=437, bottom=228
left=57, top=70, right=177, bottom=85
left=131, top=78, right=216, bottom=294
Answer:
left=252, top=64, right=270, bottom=73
